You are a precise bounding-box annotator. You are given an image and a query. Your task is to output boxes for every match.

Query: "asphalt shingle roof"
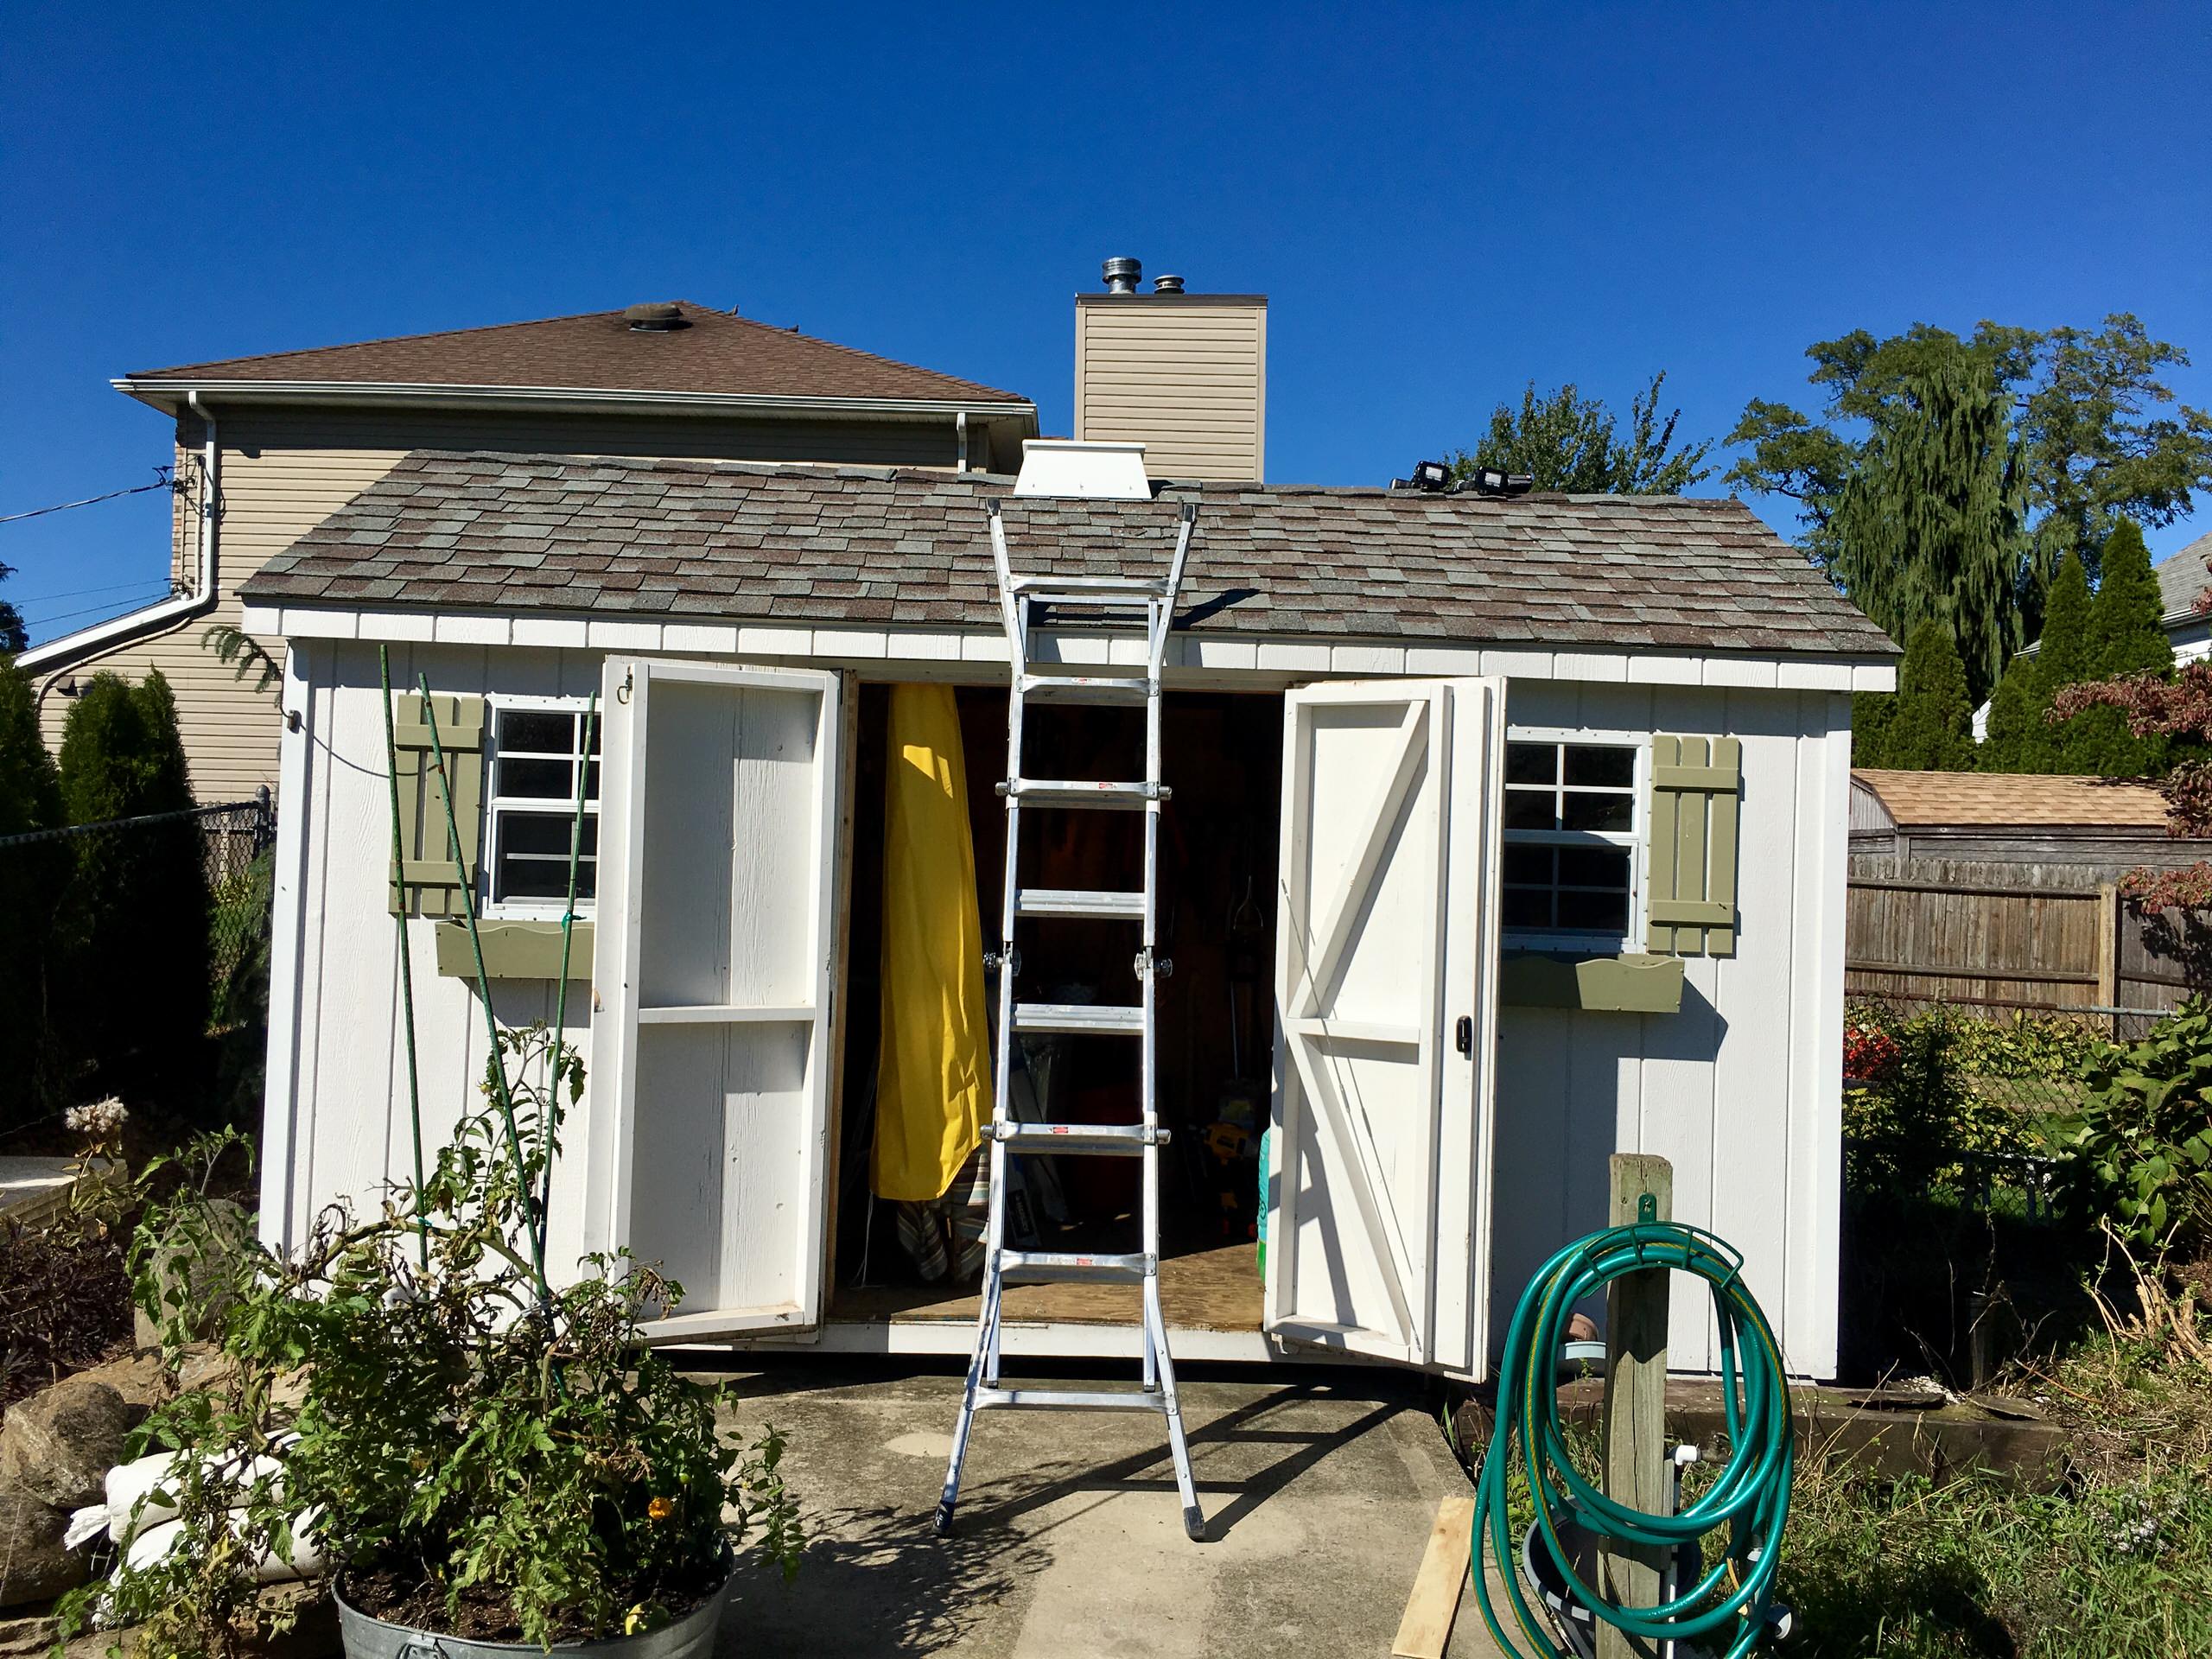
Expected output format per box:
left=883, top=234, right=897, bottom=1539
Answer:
left=2155, top=530, right=2212, bottom=619
left=129, top=303, right=1030, bottom=406
left=244, top=452, right=1898, bottom=658
left=1853, top=768, right=2171, bottom=830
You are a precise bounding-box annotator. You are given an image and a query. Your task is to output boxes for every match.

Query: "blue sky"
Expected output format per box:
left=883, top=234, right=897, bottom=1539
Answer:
left=5, top=1, right=2209, bottom=646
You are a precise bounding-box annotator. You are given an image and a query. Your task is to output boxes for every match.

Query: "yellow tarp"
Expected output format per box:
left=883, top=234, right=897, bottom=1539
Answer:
left=871, top=684, right=993, bottom=1202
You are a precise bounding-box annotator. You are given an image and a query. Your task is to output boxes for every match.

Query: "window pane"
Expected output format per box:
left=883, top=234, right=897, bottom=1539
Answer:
left=1561, top=791, right=1634, bottom=833
left=502, top=813, right=599, bottom=858
left=1557, top=887, right=1629, bottom=933
left=499, top=855, right=599, bottom=902
left=1558, top=846, right=1630, bottom=890
left=1503, top=791, right=1558, bottom=831
left=499, top=757, right=575, bottom=800
left=498, top=709, right=575, bottom=754
left=1563, top=746, right=1635, bottom=789
left=1502, top=887, right=1552, bottom=929
left=1505, top=742, right=1556, bottom=785
left=1503, top=845, right=1554, bottom=886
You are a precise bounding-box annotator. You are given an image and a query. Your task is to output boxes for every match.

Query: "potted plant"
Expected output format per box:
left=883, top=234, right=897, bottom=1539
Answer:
left=56, top=1026, right=801, bottom=1658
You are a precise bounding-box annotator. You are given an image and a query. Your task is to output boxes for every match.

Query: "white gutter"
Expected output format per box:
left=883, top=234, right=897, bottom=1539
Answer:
left=113, top=378, right=1039, bottom=429
left=24, top=393, right=219, bottom=686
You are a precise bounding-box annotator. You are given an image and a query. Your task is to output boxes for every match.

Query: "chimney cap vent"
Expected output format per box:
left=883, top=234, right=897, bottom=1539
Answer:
left=1152, top=274, right=1185, bottom=295
left=1101, top=257, right=1142, bottom=296
left=623, top=302, right=688, bottom=332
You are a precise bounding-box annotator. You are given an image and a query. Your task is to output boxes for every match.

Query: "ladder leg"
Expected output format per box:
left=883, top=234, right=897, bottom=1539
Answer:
left=937, top=1268, right=1003, bottom=1536
left=1146, top=1273, right=1205, bottom=1541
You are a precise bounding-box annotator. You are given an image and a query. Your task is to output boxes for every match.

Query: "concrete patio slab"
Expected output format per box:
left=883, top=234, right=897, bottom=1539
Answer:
left=710, top=1361, right=1515, bottom=1658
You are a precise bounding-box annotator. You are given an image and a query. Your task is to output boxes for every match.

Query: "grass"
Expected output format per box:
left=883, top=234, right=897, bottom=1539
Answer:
left=1773, top=1267, right=2212, bottom=1657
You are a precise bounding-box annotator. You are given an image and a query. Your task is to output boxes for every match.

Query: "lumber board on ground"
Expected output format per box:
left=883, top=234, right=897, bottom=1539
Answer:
left=1392, top=1494, right=1475, bottom=1659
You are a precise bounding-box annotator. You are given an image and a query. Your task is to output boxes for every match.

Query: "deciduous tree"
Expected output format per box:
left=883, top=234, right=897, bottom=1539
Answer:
left=1452, top=372, right=1714, bottom=494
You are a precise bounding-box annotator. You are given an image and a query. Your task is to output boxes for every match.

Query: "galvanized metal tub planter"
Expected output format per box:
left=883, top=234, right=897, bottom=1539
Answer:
left=333, top=1567, right=734, bottom=1659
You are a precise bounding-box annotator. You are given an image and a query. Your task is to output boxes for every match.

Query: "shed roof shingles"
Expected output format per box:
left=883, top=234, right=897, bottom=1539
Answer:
left=244, top=452, right=1898, bottom=659
left=130, top=303, right=1029, bottom=407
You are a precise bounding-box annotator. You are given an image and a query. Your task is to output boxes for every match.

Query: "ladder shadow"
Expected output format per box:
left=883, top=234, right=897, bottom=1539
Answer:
left=953, top=1380, right=1405, bottom=1543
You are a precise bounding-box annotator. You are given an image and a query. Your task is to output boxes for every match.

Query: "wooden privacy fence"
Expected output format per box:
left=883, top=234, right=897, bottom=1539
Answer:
left=1847, top=864, right=2211, bottom=1027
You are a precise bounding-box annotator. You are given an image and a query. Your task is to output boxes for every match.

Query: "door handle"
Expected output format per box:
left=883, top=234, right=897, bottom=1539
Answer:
left=1455, top=1015, right=1473, bottom=1057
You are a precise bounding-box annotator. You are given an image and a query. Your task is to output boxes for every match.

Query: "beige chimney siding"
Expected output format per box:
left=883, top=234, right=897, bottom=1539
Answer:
left=1074, top=295, right=1267, bottom=484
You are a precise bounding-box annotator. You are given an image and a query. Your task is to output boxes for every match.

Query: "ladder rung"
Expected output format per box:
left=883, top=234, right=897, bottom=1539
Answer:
left=1015, top=886, right=1146, bottom=919
left=1011, top=575, right=1171, bottom=597
left=973, top=1387, right=1170, bottom=1413
left=998, top=1249, right=1152, bottom=1282
left=1018, top=673, right=1154, bottom=705
left=1001, top=779, right=1168, bottom=810
left=1014, top=1002, right=1143, bottom=1035
left=994, top=1121, right=1168, bottom=1155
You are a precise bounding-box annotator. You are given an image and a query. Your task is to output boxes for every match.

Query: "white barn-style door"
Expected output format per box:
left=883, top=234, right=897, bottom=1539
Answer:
left=1267, top=678, right=1506, bottom=1374
left=587, top=658, right=842, bottom=1342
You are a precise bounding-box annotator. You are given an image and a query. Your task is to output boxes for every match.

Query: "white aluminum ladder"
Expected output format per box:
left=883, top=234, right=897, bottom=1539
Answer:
left=933, top=497, right=1205, bottom=1543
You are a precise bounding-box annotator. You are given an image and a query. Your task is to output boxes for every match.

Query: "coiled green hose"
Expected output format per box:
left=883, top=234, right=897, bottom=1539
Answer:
left=1471, top=1221, right=1794, bottom=1659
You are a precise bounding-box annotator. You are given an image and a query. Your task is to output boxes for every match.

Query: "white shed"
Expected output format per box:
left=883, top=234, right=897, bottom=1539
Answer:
left=243, top=446, right=1897, bottom=1382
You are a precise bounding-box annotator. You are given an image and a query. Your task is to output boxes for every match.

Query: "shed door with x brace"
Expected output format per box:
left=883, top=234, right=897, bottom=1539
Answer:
left=1266, top=678, right=1505, bottom=1375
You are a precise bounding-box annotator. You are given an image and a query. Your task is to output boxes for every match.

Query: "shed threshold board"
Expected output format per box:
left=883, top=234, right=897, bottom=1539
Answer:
left=832, top=1241, right=1262, bottom=1333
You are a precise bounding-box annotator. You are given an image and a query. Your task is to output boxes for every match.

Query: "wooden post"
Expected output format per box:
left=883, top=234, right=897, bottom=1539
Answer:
left=1598, top=1154, right=1672, bottom=1659
left=2096, top=880, right=2120, bottom=1039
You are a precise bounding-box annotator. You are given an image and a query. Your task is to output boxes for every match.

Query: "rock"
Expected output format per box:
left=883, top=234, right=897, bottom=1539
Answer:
left=0, top=1490, right=84, bottom=1610
left=62, top=1351, right=167, bottom=1417
left=0, top=1377, right=137, bottom=1511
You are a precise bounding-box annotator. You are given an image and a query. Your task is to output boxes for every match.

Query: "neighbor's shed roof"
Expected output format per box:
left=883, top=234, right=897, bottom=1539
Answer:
left=118, top=302, right=1032, bottom=412
left=243, top=451, right=1898, bottom=659
left=1852, top=768, right=2172, bottom=831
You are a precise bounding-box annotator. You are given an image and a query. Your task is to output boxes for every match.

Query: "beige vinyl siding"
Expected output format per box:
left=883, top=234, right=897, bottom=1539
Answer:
left=1075, top=301, right=1267, bottom=482
left=35, top=405, right=964, bottom=802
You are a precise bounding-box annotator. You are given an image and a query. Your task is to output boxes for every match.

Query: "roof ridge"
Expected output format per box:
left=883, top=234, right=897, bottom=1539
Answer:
left=130, top=302, right=681, bottom=380
left=715, top=310, right=1027, bottom=404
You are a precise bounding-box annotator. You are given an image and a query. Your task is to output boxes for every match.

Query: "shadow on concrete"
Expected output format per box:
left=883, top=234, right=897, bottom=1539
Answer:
left=953, top=1379, right=1404, bottom=1544
left=728, top=1497, right=1051, bottom=1657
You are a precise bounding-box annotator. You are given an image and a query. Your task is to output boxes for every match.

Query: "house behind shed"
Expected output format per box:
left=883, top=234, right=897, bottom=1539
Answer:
left=243, top=445, right=1897, bottom=1382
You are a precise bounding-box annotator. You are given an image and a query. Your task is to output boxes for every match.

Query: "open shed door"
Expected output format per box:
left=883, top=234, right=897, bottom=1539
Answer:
left=589, top=658, right=842, bottom=1343
left=1267, top=678, right=1505, bottom=1373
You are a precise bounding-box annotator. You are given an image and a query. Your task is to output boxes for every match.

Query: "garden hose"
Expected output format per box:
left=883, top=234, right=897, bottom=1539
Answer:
left=1471, top=1220, right=1795, bottom=1659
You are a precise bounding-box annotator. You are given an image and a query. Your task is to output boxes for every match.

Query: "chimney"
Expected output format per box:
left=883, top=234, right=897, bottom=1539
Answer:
left=1074, top=258, right=1267, bottom=483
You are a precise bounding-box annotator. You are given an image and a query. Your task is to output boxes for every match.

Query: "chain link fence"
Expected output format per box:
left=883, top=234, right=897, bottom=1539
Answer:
left=1841, top=988, right=2174, bottom=1223
left=0, top=793, right=276, bottom=1135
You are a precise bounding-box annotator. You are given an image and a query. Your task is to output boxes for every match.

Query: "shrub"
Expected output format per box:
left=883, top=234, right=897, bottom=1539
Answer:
left=1842, top=1004, right=2056, bottom=1200
left=2048, top=998, right=2212, bottom=1257
left=53, top=670, right=211, bottom=1101
left=0, top=654, right=65, bottom=1131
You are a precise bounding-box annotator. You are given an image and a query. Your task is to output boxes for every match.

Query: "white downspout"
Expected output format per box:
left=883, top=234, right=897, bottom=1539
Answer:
left=957, top=410, right=969, bottom=474
left=186, top=391, right=219, bottom=601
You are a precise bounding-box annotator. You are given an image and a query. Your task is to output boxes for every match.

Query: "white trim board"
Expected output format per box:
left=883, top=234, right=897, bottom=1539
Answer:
left=238, top=603, right=1898, bottom=691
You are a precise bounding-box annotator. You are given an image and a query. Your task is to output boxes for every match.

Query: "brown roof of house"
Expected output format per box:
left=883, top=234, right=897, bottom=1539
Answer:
left=1853, top=768, right=2172, bottom=830
left=243, top=451, right=1898, bottom=658
left=125, top=302, right=1031, bottom=406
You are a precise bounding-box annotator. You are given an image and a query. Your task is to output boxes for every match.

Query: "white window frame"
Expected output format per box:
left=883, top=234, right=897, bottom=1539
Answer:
left=482, top=694, right=601, bottom=921
left=1499, top=727, right=1648, bottom=954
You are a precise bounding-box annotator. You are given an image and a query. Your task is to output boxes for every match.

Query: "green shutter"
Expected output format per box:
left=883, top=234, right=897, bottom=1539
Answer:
left=388, top=692, right=486, bottom=918
left=1645, top=734, right=1741, bottom=957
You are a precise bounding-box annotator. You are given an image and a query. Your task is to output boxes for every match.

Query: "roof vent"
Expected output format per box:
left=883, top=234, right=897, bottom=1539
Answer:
left=1102, top=257, right=1142, bottom=296
left=1013, top=438, right=1152, bottom=500
left=1152, top=274, right=1185, bottom=296
left=623, top=302, right=688, bottom=332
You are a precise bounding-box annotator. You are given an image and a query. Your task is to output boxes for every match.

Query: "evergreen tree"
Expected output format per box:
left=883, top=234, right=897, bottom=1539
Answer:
left=1980, top=652, right=2044, bottom=773
left=1852, top=690, right=1898, bottom=767
left=2031, top=553, right=2095, bottom=772
left=2063, top=518, right=2174, bottom=776
left=1827, top=347, right=2025, bottom=706
left=54, top=671, right=211, bottom=1107
left=0, top=658, right=65, bottom=1129
left=1872, top=621, right=1977, bottom=771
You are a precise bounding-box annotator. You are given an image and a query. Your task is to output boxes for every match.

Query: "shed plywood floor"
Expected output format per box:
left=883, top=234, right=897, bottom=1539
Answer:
left=832, top=1242, right=1262, bottom=1332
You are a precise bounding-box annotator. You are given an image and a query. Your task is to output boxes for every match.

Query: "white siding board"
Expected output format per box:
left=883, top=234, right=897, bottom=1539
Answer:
left=1258, top=641, right=1333, bottom=673
left=1703, top=658, right=1779, bottom=689
left=433, top=614, right=511, bottom=646
left=1625, top=655, right=1704, bottom=686
left=283, top=608, right=358, bottom=640
left=741, top=627, right=812, bottom=658
left=1404, top=645, right=1485, bottom=675
left=586, top=620, right=663, bottom=652
left=884, top=631, right=963, bottom=663
left=512, top=616, right=590, bottom=649
left=812, top=628, right=888, bottom=660
left=1553, top=652, right=1630, bottom=683
left=1777, top=659, right=1853, bottom=691
left=662, top=622, right=741, bottom=655
left=1850, top=663, right=1897, bottom=692
left=1479, top=650, right=1554, bottom=679
left=1330, top=644, right=1404, bottom=675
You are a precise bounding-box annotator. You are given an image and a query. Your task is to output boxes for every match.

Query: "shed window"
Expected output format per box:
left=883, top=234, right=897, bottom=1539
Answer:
left=485, top=700, right=601, bottom=916
left=1501, top=735, right=1642, bottom=948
